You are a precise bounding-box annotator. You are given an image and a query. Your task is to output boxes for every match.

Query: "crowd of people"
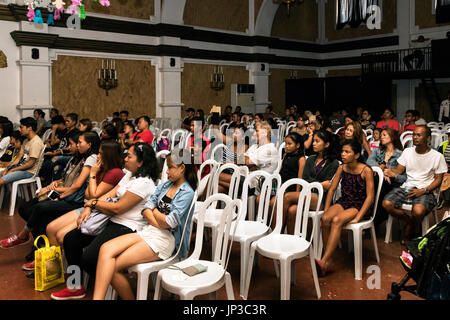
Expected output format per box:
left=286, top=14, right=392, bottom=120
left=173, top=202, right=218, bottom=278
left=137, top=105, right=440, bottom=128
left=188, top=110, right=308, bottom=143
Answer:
left=0, top=101, right=448, bottom=300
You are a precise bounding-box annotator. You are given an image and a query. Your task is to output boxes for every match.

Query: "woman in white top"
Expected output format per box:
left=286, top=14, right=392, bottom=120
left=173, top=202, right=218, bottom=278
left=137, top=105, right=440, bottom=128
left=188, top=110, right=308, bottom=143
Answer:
left=245, top=121, right=278, bottom=174
left=0, top=121, right=13, bottom=159
left=51, top=143, right=158, bottom=300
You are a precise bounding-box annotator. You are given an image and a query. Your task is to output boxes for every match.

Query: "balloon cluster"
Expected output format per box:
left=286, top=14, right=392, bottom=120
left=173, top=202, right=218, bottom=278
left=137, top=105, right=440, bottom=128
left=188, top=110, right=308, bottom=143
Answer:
left=24, top=0, right=110, bottom=27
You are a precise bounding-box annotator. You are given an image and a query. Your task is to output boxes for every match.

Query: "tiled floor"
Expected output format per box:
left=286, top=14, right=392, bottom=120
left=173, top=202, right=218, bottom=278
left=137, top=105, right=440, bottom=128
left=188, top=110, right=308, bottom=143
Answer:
left=0, top=197, right=434, bottom=300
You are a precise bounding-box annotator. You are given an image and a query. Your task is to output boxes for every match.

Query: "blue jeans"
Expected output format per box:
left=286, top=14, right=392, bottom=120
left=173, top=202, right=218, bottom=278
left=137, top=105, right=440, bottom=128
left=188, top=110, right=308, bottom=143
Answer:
left=1, top=170, right=34, bottom=185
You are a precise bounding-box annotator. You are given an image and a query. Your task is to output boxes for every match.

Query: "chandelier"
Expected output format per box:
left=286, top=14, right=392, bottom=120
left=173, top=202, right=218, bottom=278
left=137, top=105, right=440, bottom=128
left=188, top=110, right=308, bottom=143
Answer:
left=210, top=66, right=225, bottom=92
left=273, top=0, right=304, bottom=16
left=98, top=59, right=118, bottom=96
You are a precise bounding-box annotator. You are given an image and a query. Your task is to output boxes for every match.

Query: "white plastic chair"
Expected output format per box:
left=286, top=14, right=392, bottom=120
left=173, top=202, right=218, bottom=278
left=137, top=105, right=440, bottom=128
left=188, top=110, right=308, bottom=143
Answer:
left=364, top=129, right=373, bottom=137
left=156, top=150, right=170, bottom=184
left=431, top=132, right=446, bottom=149
left=123, top=191, right=198, bottom=300
left=158, top=128, right=172, bottom=140
left=341, top=166, right=383, bottom=280
left=243, top=178, right=322, bottom=300
left=0, top=148, right=45, bottom=216
left=274, top=142, right=285, bottom=175
left=220, top=123, right=230, bottom=135
left=385, top=205, right=439, bottom=244
left=153, top=194, right=242, bottom=300
left=400, top=131, right=413, bottom=143
left=42, top=129, right=52, bottom=142
left=402, top=136, right=413, bottom=149
left=171, top=129, right=188, bottom=150
left=334, top=127, right=344, bottom=135
left=427, top=122, right=438, bottom=128
left=231, top=171, right=281, bottom=297
left=210, top=143, right=227, bottom=163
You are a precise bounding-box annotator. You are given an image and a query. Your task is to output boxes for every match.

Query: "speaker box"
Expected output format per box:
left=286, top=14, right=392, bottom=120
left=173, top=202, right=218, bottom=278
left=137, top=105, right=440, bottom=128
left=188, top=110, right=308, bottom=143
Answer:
left=170, top=58, right=176, bottom=67
left=32, top=48, right=39, bottom=60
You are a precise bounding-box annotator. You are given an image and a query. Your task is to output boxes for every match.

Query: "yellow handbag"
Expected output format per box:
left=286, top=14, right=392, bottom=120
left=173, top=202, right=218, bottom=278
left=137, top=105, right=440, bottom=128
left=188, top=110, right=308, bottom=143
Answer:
left=34, top=235, right=65, bottom=292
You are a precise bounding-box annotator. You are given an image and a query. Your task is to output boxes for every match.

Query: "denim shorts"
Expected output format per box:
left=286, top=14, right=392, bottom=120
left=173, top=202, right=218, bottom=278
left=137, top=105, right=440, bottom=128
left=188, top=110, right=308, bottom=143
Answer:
left=1, top=170, right=34, bottom=185
left=384, top=187, right=437, bottom=213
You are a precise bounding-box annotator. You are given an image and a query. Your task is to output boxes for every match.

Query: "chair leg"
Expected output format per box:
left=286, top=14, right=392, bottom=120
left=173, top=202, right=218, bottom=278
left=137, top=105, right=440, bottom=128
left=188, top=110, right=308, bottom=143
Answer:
left=348, top=231, right=354, bottom=253
left=224, top=272, right=235, bottom=300
left=309, top=248, right=322, bottom=299
left=0, top=185, right=5, bottom=208
left=153, top=272, right=163, bottom=300
left=242, top=244, right=256, bottom=300
left=352, top=230, right=363, bottom=281
left=273, top=260, right=280, bottom=279
left=422, top=215, right=430, bottom=236
left=279, top=259, right=291, bottom=300
left=370, top=225, right=380, bottom=263
left=385, top=215, right=393, bottom=244
left=208, top=292, right=217, bottom=300
left=211, top=227, right=217, bottom=260
left=135, top=271, right=151, bottom=300
left=9, top=183, right=18, bottom=216
left=240, top=241, right=249, bottom=298
left=23, top=185, right=30, bottom=202
left=291, top=261, right=296, bottom=285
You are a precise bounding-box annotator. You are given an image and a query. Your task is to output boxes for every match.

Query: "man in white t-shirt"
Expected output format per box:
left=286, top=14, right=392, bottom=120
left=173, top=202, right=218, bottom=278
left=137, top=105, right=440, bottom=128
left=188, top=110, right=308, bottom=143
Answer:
left=382, top=125, right=447, bottom=241
left=439, top=91, right=450, bottom=123
left=245, top=121, right=278, bottom=174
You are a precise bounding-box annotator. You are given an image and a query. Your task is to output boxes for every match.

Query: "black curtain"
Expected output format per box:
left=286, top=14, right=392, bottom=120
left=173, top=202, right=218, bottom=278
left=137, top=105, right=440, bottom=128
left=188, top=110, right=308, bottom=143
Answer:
left=436, top=0, right=450, bottom=23
left=285, top=78, right=325, bottom=111
left=336, top=0, right=380, bottom=29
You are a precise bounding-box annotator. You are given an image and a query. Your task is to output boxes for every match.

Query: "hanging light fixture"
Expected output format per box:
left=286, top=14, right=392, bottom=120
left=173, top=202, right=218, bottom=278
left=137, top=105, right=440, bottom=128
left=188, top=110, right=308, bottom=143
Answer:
left=273, top=0, right=304, bottom=17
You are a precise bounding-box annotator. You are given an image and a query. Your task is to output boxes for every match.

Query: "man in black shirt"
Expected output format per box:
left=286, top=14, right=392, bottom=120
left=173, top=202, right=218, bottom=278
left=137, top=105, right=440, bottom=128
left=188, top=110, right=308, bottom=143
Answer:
left=220, top=106, right=233, bottom=123
left=182, top=108, right=195, bottom=130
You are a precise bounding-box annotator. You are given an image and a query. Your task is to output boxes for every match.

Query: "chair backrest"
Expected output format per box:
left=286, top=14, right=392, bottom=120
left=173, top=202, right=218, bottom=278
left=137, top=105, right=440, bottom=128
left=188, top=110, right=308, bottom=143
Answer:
left=427, top=122, right=438, bottom=128
left=197, top=159, right=219, bottom=198
left=274, top=179, right=318, bottom=241
left=32, top=147, right=46, bottom=178
left=364, top=129, right=373, bottom=137
left=171, top=129, right=188, bottom=150
left=210, top=143, right=227, bottom=163
left=184, top=133, right=193, bottom=149
left=42, top=129, right=52, bottom=142
left=275, top=142, right=285, bottom=174
left=212, top=163, right=246, bottom=199
left=159, top=128, right=172, bottom=139
left=402, top=136, right=413, bottom=149
left=285, top=123, right=296, bottom=137
left=190, top=194, right=241, bottom=268
left=400, top=130, right=413, bottom=143
left=367, top=166, right=384, bottom=223
left=220, top=123, right=229, bottom=134
left=156, top=150, right=170, bottom=183
left=334, top=127, right=344, bottom=135
left=366, top=135, right=373, bottom=143
left=431, top=132, right=445, bottom=149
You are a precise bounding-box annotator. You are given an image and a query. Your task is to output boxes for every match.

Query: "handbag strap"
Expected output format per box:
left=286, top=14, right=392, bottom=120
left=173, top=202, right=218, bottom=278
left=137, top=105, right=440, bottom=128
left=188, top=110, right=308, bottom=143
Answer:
left=34, top=235, right=50, bottom=250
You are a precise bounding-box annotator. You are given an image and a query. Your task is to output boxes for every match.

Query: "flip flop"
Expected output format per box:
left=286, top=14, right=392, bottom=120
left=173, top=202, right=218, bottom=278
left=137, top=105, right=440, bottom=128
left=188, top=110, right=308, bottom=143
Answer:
left=314, top=259, right=326, bottom=277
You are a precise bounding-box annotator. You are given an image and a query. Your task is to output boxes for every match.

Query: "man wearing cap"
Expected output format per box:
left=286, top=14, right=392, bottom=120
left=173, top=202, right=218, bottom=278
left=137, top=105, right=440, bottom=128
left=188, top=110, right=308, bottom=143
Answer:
left=182, top=108, right=195, bottom=130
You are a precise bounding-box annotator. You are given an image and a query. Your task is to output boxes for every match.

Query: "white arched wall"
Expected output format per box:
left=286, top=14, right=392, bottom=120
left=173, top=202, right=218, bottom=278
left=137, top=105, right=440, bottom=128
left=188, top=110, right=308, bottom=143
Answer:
left=255, top=0, right=280, bottom=36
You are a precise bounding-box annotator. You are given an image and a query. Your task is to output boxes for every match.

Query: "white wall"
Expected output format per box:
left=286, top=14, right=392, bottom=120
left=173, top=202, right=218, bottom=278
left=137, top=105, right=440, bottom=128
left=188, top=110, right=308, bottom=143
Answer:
left=0, top=20, right=21, bottom=123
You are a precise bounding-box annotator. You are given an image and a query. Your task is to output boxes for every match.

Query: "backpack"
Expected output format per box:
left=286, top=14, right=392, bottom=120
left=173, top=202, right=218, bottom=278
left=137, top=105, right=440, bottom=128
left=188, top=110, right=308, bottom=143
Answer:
left=156, top=137, right=170, bottom=152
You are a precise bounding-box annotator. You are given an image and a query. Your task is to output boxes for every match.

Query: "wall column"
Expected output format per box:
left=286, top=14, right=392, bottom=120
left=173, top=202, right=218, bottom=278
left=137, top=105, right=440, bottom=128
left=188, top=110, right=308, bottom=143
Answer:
left=248, top=62, right=271, bottom=113
left=16, top=22, right=52, bottom=119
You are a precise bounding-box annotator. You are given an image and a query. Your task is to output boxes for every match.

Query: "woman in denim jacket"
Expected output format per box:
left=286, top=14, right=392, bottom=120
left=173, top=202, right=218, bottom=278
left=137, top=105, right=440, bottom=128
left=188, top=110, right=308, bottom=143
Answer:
left=366, top=128, right=406, bottom=225
left=92, top=152, right=197, bottom=300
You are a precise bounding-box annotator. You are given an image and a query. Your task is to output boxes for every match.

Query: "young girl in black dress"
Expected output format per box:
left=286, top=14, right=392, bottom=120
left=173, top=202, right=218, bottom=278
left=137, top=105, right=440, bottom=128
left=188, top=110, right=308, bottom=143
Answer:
left=315, top=139, right=374, bottom=277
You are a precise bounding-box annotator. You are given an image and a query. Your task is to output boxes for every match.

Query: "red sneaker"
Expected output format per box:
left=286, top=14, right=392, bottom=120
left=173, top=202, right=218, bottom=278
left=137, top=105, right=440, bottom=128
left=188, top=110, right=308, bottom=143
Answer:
left=50, top=287, right=86, bottom=300
left=22, top=260, right=35, bottom=271
left=0, top=235, right=29, bottom=248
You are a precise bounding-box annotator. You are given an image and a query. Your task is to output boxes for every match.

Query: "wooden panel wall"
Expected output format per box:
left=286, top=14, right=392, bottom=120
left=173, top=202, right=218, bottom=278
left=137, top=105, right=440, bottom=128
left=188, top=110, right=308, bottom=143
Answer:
left=269, top=68, right=317, bottom=115
left=416, top=0, right=450, bottom=29
left=52, top=56, right=155, bottom=122
left=183, top=0, right=248, bottom=32
left=325, top=0, right=397, bottom=42
left=181, top=63, right=249, bottom=115
left=271, top=0, right=318, bottom=41
left=84, top=0, right=154, bottom=20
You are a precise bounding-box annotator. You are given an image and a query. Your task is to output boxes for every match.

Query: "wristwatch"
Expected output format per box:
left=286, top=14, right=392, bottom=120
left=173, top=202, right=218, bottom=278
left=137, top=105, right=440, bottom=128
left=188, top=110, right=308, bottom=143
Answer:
left=90, top=199, right=98, bottom=210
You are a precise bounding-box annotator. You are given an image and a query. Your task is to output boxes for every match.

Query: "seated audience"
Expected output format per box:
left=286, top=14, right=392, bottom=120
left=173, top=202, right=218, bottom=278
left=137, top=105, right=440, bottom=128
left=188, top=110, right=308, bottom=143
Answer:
left=33, top=109, right=46, bottom=136
left=78, top=119, right=93, bottom=133
left=382, top=126, right=447, bottom=244
left=51, top=143, right=158, bottom=300
left=119, top=120, right=136, bottom=153
left=366, top=128, right=406, bottom=226
left=131, top=116, right=154, bottom=146
left=119, top=110, right=129, bottom=123
left=341, top=121, right=371, bottom=159
left=370, top=128, right=382, bottom=151
left=182, top=108, right=195, bottom=130
left=400, top=110, right=418, bottom=134
left=315, top=140, right=374, bottom=276
left=376, top=108, right=400, bottom=131
left=46, top=141, right=125, bottom=247
left=101, top=123, right=119, bottom=142
left=0, top=118, right=44, bottom=190
left=281, top=130, right=340, bottom=233
left=245, top=121, right=278, bottom=175
left=0, top=120, right=13, bottom=160
left=360, top=109, right=376, bottom=131
left=92, top=152, right=196, bottom=300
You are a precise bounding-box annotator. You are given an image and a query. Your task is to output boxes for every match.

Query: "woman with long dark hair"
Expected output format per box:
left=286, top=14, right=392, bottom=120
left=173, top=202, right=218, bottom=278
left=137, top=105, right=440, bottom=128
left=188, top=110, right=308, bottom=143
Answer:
left=315, top=140, right=374, bottom=276
left=45, top=141, right=125, bottom=247
left=51, top=143, right=158, bottom=300
left=280, top=129, right=340, bottom=234
left=92, top=152, right=197, bottom=300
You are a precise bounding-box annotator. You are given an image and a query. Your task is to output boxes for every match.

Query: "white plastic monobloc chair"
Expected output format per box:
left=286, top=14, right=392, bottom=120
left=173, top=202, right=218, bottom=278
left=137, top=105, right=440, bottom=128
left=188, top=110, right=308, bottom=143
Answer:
left=153, top=194, right=242, bottom=300
left=400, top=131, right=413, bottom=144
left=231, top=170, right=281, bottom=297
left=122, top=191, right=198, bottom=300
left=243, top=178, right=322, bottom=300
left=171, top=129, right=188, bottom=150
left=341, top=166, right=383, bottom=280
left=156, top=150, right=170, bottom=184
left=0, top=148, right=45, bottom=216
left=42, top=129, right=52, bottom=142
left=210, top=143, right=227, bottom=163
